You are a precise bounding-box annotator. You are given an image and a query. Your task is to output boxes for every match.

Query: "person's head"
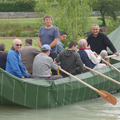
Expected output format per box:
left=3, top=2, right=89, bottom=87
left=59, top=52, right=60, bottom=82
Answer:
left=43, top=15, right=52, bottom=27
left=78, top=39, right=87, bottom=48
left=59, top=31, right=67, bottom=42
left=0, top=43, right=6, bottom=52
left=25, top=38, right=32, bottom=46
left=92, top=24, right=100, bottom=37
left=41, top=44, right=51, bottom=56
left=69, top=41, right=78, bottom=51
left=13, top=39, right=22, bottom=52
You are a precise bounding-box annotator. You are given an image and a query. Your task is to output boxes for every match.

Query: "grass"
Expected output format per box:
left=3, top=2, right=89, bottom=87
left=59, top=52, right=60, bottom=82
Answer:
left=0, top=38, right=39, bottom=53
left=0, top=19, right=42, bottom=32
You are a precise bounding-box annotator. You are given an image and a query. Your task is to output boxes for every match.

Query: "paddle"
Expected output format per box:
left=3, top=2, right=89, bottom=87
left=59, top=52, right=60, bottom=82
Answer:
left=59, top=67, right=117, bottom=105
left=101, top=58, right=120, bottom=73
left=84, top=66, right=120, bottom=85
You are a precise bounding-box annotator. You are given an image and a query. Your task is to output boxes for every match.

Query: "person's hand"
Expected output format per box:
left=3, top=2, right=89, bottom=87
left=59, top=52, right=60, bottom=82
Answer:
left=114, top=52, right=119, bottom=56
left=25, top=70, right=28, bottom=73
left=82, top=64, right=85, bottom=68
left=22, top=76, right=25, bottom=78
left=93, top=51, right=98, bottom=57
left=50, top=70, right=52, bottom=76
left=54, top=59, right=57, bottom=64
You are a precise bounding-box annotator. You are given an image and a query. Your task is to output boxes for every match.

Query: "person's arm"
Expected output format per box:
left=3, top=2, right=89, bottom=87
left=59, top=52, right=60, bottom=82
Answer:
left=8, top=52, right=23, bottom=78
left=103, top=35, right=118, bottom=54
left=37, top=37, right=42, bottom=49
left=76, top=53, right=84, bottom=68
left=55, top=53, right=61, bottom=63
left=57, top=43, right=64, bottom=54
left=49, top=38, right=59, bottom=48
left=87, top=35, right=91, bottom=46
left=50, top=27, right=60, bottom=48
left=86, top=50, right=100, bottom=64
left=50, top=58, right=59, bottom=70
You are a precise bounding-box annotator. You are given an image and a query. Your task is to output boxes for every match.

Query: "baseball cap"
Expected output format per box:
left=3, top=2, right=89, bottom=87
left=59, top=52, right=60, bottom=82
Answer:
left=42, top=44, right=51, bottom=50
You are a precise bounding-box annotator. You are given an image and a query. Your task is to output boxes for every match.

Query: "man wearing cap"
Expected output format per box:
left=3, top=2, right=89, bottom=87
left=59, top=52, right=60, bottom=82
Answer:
left=33, top=44, right=63, bottom=80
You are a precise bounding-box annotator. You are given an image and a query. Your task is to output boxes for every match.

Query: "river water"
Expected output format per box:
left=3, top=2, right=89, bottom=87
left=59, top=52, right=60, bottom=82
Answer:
left=0, top=92, right=120, bottom=120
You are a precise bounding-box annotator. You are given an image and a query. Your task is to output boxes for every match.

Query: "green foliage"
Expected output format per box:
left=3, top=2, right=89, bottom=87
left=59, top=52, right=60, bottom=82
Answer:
left=106, top=19, right=120, bottom=35
left=35, top=1, right=50, bottom=12
left=46, top=0, right=92, bottom=47
left=0, top=0, right=36, bottom=12
left=14, top=27, right=23, bottom=37
left=91, top=0, right=120, bottom=26
left=35, top=0, right=92, bottom=48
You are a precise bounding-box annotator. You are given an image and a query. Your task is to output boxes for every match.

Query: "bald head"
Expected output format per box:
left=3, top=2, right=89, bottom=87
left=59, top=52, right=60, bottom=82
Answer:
left=78, top=39, right=87, bottom=48
left=13, top=39, right=22, bottom=52
left=13, top=39, right=22, bottom=45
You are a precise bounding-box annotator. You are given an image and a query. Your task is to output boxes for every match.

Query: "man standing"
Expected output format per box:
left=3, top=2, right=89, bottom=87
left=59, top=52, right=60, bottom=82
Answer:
left=6, top=39, right=29, bottom=78
left=55, top=41, right=85, bottom=77
left=78, top=39, right=106, bottom=70
left=33, top=44, right=63, bottom=80
left=21, top=38, right=40, bottom=74
left=57, top=31, right=67, bottom=55
left=0, top=43, right=7, bottom=70
left=87, top=24, right=119, bottom=55
left=38, top=14, right=60, bottom=75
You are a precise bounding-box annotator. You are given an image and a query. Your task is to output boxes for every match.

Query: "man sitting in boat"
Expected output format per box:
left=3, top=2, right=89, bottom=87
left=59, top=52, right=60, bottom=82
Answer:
left=0, top=43, right=7, bottom=70
left=78, top=39, right=106, bottom=69
left=77, top=39, right=106, bottom=69
left=32, top=44, right=63, bottom=80
left=55, top=41, right=86, bottom=77
left=21, top=38, right=40, bottom=75
left=6, top=39, right=29, bottom=78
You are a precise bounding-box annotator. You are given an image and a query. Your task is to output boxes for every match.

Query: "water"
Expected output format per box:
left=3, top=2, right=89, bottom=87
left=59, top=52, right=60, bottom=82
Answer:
left=0, top=92, right=120, bottom=120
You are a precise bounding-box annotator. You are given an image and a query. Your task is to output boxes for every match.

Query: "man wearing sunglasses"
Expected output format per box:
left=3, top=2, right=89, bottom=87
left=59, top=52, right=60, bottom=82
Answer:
left=6, top=39, right=29, bottom=78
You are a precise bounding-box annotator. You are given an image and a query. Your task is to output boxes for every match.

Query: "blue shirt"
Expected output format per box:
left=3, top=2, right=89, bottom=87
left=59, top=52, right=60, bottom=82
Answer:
left=38, top=26, right=60, bottom=53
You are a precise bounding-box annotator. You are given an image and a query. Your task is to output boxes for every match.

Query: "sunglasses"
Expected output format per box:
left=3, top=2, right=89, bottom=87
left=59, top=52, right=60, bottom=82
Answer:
left=15, top=44, right=22, bottom=46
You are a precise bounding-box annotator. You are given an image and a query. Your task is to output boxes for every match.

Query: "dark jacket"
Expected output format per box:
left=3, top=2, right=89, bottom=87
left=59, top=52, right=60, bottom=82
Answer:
left=55, top=49, right=83, bottom=75
left=0, top=52, right=7, bottom=70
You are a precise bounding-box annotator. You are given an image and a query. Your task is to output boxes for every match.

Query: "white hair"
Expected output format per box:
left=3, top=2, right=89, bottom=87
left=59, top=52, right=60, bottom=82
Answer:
left=78, top=39, right=87, bottom=48
left=13, top=39, right=22, bottom=45
left=92, top=24, right=99, bottom=29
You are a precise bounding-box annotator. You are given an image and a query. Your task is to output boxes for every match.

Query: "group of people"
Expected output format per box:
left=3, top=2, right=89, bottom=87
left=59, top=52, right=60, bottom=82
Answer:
left=0, top=14, right=119, bottom=80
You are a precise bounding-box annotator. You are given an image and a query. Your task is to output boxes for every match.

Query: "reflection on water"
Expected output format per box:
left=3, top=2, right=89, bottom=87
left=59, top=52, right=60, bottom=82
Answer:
left=0, top=92, right=120, bottom=120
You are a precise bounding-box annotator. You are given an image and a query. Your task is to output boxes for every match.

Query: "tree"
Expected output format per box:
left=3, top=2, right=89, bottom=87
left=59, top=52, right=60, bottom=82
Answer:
left=45, top=0, right=94, bottom=46
left=91, top=0, right=120, bottom=26
left=35, top=0, right=95, bottom=47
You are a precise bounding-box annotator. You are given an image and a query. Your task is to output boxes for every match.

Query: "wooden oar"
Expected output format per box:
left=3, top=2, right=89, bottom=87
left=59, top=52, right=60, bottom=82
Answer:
left=59, top=67, right=117, bottom=105
left=101, top=58, right=120, bottom=73
left=84, top=66, right=120, bottom=85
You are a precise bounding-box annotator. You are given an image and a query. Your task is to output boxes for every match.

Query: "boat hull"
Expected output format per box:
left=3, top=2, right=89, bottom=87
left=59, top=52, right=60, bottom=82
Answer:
left=0, top=62, right=120, bottom=108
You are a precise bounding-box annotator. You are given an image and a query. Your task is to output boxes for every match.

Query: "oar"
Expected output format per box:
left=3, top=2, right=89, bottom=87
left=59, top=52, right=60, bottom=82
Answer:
left=59, top=67, right=117, bottom=105
left=101, top=58, right=120, bottom=73
left=84, top=66, right=120, bottom=85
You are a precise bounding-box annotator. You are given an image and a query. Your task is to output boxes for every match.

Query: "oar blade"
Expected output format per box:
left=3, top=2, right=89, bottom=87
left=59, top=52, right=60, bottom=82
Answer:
left=98, top=90, right=117, bottom=105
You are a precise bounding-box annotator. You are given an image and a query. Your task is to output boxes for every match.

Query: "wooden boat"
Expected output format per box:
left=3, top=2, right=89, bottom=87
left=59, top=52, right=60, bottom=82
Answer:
left=0, top=56, right=120, bottom=109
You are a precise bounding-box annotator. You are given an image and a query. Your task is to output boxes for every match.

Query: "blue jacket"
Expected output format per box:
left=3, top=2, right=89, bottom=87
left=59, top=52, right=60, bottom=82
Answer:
left=57, top=39, right=64, bottom=55
left=6, top=48, right=29, bottom=78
